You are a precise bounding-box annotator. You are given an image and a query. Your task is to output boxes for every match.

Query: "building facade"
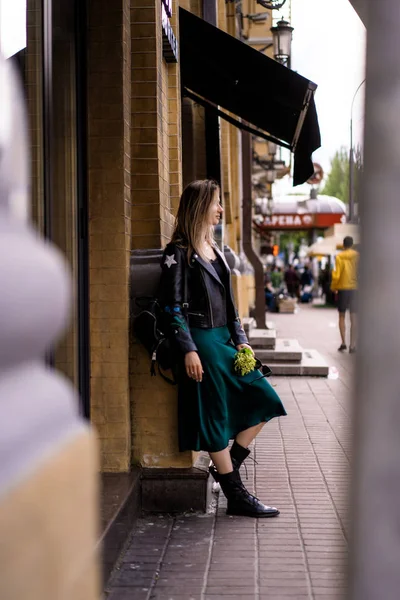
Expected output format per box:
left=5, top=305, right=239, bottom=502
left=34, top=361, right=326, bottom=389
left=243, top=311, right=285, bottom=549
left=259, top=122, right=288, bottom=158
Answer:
left=1, top=0, right=321, bottom=591
left=21, top=0, right=262, bottom=476
left=9, top=0, right=320, bottom=480
left=19, top=0, right=319, bottom=478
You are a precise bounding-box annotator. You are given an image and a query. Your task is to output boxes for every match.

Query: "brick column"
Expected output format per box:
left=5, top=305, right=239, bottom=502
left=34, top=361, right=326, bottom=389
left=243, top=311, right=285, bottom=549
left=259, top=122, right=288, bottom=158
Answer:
left=87, top=0, right=132, bottom=472
left=130, top=0, right=191, bottom=470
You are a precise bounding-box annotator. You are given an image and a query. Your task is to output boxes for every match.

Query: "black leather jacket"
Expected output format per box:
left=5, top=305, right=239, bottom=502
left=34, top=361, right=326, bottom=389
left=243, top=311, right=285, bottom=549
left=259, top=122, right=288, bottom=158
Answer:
left=159, top=242, right=248, bottom=355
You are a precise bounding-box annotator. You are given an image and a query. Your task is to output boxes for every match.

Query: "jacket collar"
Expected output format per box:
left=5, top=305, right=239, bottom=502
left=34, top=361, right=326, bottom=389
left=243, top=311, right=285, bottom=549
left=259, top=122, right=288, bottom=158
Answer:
left=214, top=245, right=230, bottom=271
left=192, top=244, right=228, bottom=287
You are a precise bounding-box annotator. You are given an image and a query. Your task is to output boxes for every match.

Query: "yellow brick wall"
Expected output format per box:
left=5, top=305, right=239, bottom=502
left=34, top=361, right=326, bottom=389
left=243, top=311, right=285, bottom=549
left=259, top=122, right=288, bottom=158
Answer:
left=167, top=9, right=183, bottom=215
left=130, top=0, right=190, bottom=469
left=130, top=339, right=192, bottom=468
left=225, top=0, right=241, bottom=256
left=230, top=124, right=241, bottom=255
left=219, top=0, right=252, bottom=318
left=87, top=0, right=253, bottom=472
left=88, top=0, right=132, bottom=472
left=218, top=0, right=233, bottom=227
left=131, top=0, right=163, bottom=250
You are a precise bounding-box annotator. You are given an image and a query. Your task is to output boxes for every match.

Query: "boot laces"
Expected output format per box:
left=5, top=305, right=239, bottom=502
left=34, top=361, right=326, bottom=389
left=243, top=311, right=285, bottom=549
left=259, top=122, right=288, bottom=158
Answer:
left=239, top=455, right=258, bottom=481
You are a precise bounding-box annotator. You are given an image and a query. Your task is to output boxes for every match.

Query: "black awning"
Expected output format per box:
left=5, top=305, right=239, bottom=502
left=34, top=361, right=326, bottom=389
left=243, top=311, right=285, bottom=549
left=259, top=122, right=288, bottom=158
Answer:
left=179, top=8, right=321, bottom=186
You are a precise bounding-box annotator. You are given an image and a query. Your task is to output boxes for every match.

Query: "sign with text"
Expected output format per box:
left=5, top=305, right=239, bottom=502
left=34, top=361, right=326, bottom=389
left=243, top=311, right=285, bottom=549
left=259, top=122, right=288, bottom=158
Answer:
left=162, top=0, right=178, bottom=63
left=256, top=213, right=346, bottom=230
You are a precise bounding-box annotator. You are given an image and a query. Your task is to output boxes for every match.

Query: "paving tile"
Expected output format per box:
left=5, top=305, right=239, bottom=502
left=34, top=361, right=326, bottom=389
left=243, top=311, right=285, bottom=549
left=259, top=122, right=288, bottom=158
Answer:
left=259, top=587, right=309, bottom=596
left=149, top=593, right=201, bottom=600
left=107, top=590, right=149, bottom=600
left=204, top=596, right=255, bottom=600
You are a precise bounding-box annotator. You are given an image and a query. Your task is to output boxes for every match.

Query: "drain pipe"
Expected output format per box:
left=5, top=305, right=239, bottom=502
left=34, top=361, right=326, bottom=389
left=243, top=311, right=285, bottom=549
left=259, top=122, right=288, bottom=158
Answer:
left=241, top=130, right=266, bottom=329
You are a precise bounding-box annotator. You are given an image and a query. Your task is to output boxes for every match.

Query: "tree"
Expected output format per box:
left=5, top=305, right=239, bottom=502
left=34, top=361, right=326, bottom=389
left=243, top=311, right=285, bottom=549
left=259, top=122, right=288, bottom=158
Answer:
left=320, top=147, right=350, bottom=204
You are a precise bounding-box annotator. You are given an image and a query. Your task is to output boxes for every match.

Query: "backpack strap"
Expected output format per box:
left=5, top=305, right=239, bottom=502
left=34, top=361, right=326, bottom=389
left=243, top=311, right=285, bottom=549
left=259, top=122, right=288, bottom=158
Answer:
left=182, top=259, right=189, bottom=319
left=158, top=363, right=178, bottom=385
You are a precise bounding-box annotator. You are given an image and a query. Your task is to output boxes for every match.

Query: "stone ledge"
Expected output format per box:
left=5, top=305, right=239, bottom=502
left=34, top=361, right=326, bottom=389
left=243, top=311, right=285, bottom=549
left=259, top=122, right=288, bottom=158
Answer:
left=249, top=328, right=277, bottom=349
left=141, top=452, right=212, bottom=513
left=256, top=339, right=303, bottom=363
left=268, top=349, right=329, bottom=377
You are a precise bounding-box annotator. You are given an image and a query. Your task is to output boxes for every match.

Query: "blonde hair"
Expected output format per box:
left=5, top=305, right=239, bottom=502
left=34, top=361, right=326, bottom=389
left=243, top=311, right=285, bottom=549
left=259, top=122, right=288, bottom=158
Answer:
left=171, top=179, right=220, bottom=262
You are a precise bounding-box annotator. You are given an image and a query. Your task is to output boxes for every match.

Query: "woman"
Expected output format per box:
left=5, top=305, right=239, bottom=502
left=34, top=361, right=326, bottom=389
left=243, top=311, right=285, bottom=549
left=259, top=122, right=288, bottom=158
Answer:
left=160, top=180, right=287, bottom=518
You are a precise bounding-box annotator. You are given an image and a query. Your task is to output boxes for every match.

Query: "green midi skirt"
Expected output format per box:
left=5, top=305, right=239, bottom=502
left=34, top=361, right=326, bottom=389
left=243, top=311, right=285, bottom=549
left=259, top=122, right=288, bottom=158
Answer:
left=178, top=325, right=287, bottom=453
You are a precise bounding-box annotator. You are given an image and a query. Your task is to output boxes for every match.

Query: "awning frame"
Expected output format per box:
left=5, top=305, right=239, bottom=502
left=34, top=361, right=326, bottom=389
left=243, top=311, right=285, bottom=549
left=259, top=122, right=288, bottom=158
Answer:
left=182, top=87, right=292, bottom=150
left=291, top=87, right=316, bottom=151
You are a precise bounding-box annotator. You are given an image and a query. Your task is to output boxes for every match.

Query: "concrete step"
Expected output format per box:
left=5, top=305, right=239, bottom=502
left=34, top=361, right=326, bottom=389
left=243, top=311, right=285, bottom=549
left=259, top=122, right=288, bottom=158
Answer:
left=242, top=317, right=255, bottom=335
left=269, top=349, right=329, bottom=377
left=255, top=339, right=303, bottom=363
left=243, top=317, right=276, bottom=335
left=249, top=328, right=276, bottom=350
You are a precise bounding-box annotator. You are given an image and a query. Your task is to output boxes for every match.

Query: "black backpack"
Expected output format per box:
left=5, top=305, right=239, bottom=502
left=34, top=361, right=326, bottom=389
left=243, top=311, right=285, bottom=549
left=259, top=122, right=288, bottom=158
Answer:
left=133, top=266, right=188, bottom=385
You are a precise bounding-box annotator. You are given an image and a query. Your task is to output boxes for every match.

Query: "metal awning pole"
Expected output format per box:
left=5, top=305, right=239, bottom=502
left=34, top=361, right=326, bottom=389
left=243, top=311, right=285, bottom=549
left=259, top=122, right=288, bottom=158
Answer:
left=349, top=1, right=400, bottom=598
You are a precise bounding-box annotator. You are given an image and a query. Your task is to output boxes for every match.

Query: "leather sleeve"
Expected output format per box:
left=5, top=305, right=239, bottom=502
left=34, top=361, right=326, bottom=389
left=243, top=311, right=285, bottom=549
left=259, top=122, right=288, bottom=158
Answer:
left=159, top=243, right=198, bottom=355
left=228, top=316, right=249, bottom=347
left=225, top=271, right=248, bottom=347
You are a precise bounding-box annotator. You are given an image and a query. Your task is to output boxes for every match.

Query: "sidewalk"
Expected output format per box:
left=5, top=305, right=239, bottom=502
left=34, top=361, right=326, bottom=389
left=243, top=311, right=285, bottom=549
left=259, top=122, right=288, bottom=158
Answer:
left=106, top=304, right=352, bottom=600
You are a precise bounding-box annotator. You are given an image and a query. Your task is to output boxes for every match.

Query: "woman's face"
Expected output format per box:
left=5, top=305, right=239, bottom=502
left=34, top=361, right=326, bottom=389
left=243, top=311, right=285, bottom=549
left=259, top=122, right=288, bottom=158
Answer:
left=207, top=191, right=223, bottom=226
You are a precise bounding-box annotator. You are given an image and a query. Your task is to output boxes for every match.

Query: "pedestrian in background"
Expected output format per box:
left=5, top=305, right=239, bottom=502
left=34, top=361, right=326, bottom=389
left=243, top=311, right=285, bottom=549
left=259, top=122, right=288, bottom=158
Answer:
left=160, top=180, right=286, bottom=518
left=264, top=267, right=276, bottom=312
left=284, top=264, right=300, bottom=298
left=331, top=236, right=359, bottom=353
left=300, top=265, right=314, bottom=304
left=271, top=264, right=284, bottom=291
left=300, top=265, right=313, bottom=289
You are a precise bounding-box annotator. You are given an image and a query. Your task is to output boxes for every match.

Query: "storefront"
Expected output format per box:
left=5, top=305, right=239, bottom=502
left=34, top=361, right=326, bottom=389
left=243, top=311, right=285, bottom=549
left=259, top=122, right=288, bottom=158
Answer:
left=5, top=0, right=90, bottom=417
left=254, top=194, right=346, bottom=244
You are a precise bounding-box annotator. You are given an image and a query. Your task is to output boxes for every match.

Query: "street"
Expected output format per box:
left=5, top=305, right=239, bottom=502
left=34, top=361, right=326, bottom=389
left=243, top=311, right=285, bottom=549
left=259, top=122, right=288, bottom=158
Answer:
left=106, top=304, right=353, bottom=600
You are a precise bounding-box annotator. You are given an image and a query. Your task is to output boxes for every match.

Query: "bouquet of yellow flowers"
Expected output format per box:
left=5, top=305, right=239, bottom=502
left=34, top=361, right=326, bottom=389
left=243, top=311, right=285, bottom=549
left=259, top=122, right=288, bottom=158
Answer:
left=233, top=347, right=257, bottom=376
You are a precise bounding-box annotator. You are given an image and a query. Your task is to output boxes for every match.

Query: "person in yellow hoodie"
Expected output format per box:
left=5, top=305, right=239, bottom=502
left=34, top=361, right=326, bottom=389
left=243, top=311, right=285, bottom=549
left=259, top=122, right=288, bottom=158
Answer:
left=331, top=236, right=359, bottom=353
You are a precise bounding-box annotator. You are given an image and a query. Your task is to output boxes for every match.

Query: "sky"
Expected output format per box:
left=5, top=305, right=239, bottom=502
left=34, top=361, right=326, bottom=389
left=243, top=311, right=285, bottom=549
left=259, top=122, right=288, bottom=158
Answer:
left=291, top=0, right=367, bottom=175
left=0, top=0, right=26, bottom=59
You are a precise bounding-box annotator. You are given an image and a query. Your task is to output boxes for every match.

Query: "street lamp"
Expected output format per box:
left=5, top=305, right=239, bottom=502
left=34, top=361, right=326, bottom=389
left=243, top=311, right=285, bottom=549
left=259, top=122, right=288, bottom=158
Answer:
left=349, top=78, right=366, bottom=224
left=270, top=18, right=293, bottom=68
left=267, top=141, right=277, bottom=159
left=265, top=163, right=277, bottom=184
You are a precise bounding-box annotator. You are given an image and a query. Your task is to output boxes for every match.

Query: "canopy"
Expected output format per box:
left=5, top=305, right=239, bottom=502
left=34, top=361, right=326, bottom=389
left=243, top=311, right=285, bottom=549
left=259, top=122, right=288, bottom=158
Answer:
left=308, top=230, right=360, bottom=257
left=179, top=8, right=321, bottom=185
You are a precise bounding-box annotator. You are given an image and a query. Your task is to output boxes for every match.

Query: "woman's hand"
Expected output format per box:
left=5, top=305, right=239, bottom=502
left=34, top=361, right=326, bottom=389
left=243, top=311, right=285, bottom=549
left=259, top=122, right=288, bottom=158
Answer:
left=236, top=343, right=254, bottom=355
left=185, top=351, right=204, bottom=382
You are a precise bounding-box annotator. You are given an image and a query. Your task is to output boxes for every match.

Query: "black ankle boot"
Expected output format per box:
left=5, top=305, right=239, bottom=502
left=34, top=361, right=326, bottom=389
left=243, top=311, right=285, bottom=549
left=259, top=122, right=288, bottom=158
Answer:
left=230, top=440, right=250, bottom=470
left=209, top=441, right=251, bottom=482
left=218, top=470, right=279, bottom=518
